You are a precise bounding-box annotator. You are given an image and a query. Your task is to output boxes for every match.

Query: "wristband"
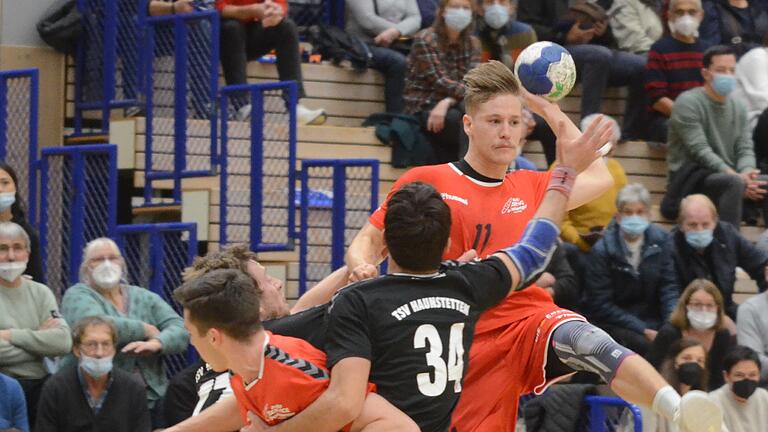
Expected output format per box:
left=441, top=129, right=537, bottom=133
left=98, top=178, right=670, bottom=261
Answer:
left=547, top=165, right=576, bottom=198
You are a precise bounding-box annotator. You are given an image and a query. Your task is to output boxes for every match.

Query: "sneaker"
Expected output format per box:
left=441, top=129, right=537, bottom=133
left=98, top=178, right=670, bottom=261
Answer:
left=297, top=104, right=327, bottom=125
left=234, top=104, right=252, bottom=122
left=676, top=390, right=722, bottom=432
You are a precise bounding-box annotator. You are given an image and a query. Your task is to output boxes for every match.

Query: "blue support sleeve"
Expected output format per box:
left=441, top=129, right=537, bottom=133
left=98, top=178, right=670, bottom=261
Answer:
left=501, top=218, right=560, bottom=290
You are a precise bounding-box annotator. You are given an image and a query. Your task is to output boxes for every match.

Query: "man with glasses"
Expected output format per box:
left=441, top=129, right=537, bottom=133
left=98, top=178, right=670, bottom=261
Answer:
left=35, top=316, right=151, bottom=432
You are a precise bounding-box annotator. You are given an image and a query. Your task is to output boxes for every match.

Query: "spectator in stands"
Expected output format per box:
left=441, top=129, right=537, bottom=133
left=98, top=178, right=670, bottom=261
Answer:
left=0, top=222, right=71, bottom=428
left=0, top=373, right=27, bottom=432
left=60, top=238, right=189, bottom=428
left=518, top=0, right=649, bottom=140
left=35, top=316, right=151, bottom=432
left=644, top=0, right=706, bottom=144
left=736, top=286, right=768, bottom=380
left=345, top=1, right=421, bottom=114
left=699, top=0, right=768, bottom=56
left=215, top=0, right=327, bottom=125
left=649, top=279, right=734, bottom=390
left=417, top=0, right=438, bottom=28
left=0, top=162, right=42, bottom=284
left=608, top=0, right=664, bottom=55
left=665, top=45, right=765, bottom=226
left=584, top=183, right=679, bottom=357
left=404, top=0, right=480, bottom=163
left=670, top=194, right=768, bottom=319
left=476, top=0, right=537, bottom=65
left=709, top=345, right=768, bottom=432
left=731, top=45, right=768, bottom=171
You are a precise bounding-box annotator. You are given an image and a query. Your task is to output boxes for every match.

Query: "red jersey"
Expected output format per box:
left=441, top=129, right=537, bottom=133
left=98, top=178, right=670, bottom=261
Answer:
left=230, top=332, right=374, bottom=429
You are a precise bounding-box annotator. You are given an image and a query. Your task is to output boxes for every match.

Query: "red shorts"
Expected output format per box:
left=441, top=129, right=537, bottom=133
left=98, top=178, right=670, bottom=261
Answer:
left=451, top=287, right=586, bottom=432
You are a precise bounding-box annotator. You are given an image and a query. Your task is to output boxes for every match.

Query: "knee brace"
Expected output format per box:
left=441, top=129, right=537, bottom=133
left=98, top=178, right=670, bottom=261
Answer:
left=551, top=321, right=635, bottom=384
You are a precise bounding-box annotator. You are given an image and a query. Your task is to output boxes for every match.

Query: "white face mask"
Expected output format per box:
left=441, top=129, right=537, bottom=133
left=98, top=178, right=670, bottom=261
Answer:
left=91, top=260, right=122, bottom=289
left=0, top=192, right=15, bottom=212
left=0, top=261, right=27, bottom=282
left=687, top=308, right=717, bottom=330
left=79, top=354, right=114, bottom=378
left=484, top=4, right=509, bottom=29
left=669, top=14, right=700, bottom=38
left=444, top=7, right=473, bottom=32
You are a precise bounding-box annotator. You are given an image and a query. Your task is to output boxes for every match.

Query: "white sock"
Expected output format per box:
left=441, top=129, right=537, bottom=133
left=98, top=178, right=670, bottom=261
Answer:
left=652, top=385, right=681, bottom=422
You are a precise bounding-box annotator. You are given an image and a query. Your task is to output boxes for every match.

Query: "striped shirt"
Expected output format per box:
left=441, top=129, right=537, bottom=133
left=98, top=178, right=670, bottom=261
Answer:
left=645, top=35, right=705, bottom=110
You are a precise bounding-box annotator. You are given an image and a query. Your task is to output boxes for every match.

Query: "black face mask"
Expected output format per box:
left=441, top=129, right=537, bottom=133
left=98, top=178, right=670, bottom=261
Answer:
left=732, top=379, right=759, bottom=399
left=677, top=362, right=704, bottom=387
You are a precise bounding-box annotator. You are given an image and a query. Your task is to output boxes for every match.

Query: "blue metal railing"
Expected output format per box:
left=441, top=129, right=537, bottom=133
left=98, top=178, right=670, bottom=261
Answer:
left=39, top=144, right=118, bottom=295
left=298, top=159, right=378, bottom=295
left=219, top=82, right=298, bottom=251
left=585, top=396, right=643, bottom=432
left=0, top=69, right=39, bottom=223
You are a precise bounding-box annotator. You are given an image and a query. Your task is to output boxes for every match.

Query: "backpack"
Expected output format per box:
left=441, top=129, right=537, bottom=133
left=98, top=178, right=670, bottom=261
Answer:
left=306, top=24, right=373, bottom=72
left=37, top=0, right=83, bottom=55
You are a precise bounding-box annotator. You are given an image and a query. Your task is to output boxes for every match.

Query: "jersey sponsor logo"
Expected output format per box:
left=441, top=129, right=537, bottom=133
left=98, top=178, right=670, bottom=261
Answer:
left=440, top=192, right=469, bottom=206
left=390, top=297, right=470, bottom=321
left=501, top=197, right=527, bottom=214
left=263, top=403, right=296, bottom=422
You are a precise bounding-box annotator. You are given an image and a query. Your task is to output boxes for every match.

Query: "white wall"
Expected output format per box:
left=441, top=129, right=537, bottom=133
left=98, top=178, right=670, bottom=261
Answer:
left=1, top=0, right=59, bottom=47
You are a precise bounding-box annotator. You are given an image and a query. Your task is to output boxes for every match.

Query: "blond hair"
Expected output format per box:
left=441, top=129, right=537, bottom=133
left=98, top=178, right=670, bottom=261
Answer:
left=463, top=60, right=520, bottom=115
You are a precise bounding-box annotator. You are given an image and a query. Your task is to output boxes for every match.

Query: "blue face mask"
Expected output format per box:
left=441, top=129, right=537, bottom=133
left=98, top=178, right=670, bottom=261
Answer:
left=685, top=229, right=714, bottom=249
left=484, top=4, right=509, bottom=29
left=80, top=355, right=113, bottom=378
left=620, top=215, right=649, bottom=236
left=444, top=7, right=473, bottom=32
left=711, top=73, right=737, bottom=97
left=0, top=192, right=15, bottom=212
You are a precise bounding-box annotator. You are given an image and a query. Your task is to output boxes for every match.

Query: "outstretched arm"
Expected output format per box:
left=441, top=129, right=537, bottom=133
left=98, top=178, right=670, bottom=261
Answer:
left=345, top=223, right=386, bottom=282
left=291, top=266, right=351, bottom=313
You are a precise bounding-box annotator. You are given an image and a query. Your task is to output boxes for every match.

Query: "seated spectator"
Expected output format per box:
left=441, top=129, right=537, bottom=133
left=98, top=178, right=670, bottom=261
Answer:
left=35, top=317, right=151, bottom=432
left=670, top=194, right=768, bottom=319
left=476, top=0, right=537, bottom=65
left=585, top=183, right=679, bottom=357
left=518, top=0, right=649, bottom=140
left=665, top=45, right=764, bottom=226
left=736, top=286, right=768, bottom=380
left=346, top=0, right=421, bottom=114
left=608, top=0, right=664, bottom=54
left=0, top=222, right=71, bottom=427
left=649, top=279, right=735, bottom=390
left=709, top=345, right=768, bottom=432
left=644, top=0, right=706, bottom=144
left=0, top=373, right=27, bottom=432
left=731, top=45, right=768, bottom=171
left=559, top=114, right=628, bottom=253
left=404, top=0, right=480, bottom=163
left=214, top=0, right=326, bottom=125
left=0, top=162, right=42, bottom=283
left=60, top=238, right=189, bottom=427
left=700, top=0, right=768, bottom=56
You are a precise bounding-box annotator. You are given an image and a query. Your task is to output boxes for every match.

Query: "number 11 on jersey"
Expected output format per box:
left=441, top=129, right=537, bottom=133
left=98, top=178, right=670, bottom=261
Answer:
left=414, top=323, right=465, bottom=396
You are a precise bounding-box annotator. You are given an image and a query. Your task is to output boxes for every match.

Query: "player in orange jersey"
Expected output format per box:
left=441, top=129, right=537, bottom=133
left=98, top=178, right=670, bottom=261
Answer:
left=345, top=60, right=722, bottom=432
left=173, top=269, right=417, bottom=432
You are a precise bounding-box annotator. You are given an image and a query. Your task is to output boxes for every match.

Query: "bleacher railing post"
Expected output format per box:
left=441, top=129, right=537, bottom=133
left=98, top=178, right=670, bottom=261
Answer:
left=250, top=87, right=265, bottom=248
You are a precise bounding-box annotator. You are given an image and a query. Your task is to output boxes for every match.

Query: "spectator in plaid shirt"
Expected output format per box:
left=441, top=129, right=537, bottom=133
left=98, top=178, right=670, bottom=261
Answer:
left=404, top=0, right=480, bottom=163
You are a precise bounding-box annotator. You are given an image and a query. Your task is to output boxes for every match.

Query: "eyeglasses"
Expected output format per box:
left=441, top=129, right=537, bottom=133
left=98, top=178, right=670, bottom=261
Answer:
left=80, top=341, right=114, bottom=353
left=0, top=244, right=27, bottom=255
left=670, top=9, right=700, bottom=17
left=688, top=303, right=718, bottom=312
left=88, top=255, right=122, bottom=264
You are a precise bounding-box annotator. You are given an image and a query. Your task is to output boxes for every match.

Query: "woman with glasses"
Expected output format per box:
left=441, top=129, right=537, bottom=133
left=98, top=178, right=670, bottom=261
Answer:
left=649, top=278, right=736, bottom=390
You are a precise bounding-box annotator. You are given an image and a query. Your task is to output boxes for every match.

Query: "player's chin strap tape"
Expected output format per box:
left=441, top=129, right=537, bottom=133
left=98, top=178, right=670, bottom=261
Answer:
left=501, top=217, right=560, bottom=291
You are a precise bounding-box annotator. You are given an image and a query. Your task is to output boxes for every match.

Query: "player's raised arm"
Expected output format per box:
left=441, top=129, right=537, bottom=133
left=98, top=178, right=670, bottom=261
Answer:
left=493, top=116, right=614, bottom=293
left=345, top=222, right=385, bottom=282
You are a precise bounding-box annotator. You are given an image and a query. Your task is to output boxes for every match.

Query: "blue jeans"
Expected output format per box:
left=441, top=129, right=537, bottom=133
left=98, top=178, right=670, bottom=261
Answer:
left=566, top=44, right=648, bottom=140
left=367, top=44, right=407, bottom=114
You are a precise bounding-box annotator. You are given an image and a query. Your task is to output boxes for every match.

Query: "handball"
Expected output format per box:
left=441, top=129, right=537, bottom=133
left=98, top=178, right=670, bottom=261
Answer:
left=514, top=42, right=577, bottom=102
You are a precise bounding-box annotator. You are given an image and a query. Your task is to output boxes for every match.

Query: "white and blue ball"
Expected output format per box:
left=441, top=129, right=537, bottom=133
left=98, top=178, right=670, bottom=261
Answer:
left=514, top=42, right=576, bottom=102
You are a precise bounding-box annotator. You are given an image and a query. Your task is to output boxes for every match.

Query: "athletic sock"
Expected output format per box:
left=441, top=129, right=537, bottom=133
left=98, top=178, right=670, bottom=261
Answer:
left=652, top=385, right=681, bottom=422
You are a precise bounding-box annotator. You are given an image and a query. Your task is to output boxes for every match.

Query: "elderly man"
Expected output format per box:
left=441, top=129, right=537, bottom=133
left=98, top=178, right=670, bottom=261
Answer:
left=60, top=238, right=189, bottom=428
left=585, top=183, right=680, bottom=357
left=670, top=194, right=768, bottom=320
left=35, top=316, right=151, bottom=432
left=0, top=222, right=71, bottom=428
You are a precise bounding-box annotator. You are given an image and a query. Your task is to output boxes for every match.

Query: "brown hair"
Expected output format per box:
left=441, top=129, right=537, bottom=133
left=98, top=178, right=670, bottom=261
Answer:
left=659, top=338, right=709, bottom=392
left=433, top=0, right=477, bottom=43
left=669, top=279, right=725, bottom=330
left=182, top=244, right=262, bottom=292
left=174, top=269, right=262, bottom=341
left=463, top=60, right=520, bottom=115
left=72, top=316, right=118, bottom=346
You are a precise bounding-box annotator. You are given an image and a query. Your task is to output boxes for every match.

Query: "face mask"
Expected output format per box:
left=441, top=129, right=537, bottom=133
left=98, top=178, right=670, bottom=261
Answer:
left=711, top=73, right=737, bottom=97
left=0, top=261, right=27, bottom=282
left=732, top=378, right=759, bottom=399
left=619, top=215, right=649, bottom=236
left=0, top=192, right=15, bottom=212
left=685, top=229, right=713, bottom=250
left=484, top=4, right=509, bottom=29
left=677, top=362, right=704, bottom=387
left=79, top=354, right=113, bottom=378
left=669, top=15, right=700, bottom=38
left=687, top=308, right=718, bottom=330
left=91, top=260, right=122, bottom=289
left=445, top=7, right=473, bottom=32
